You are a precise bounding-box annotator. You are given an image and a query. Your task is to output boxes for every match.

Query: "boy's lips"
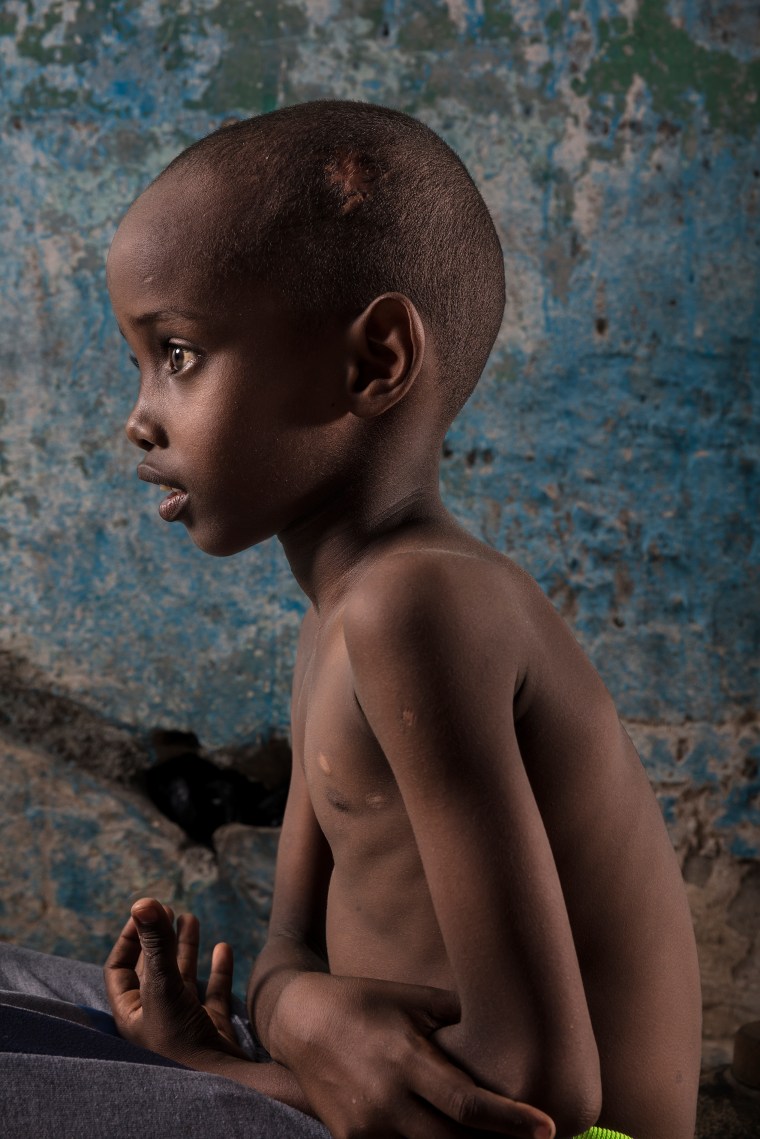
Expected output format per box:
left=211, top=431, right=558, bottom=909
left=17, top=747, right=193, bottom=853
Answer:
left=157, top=488, right=189, bottom=522
left=137, top=464, right=189, bottom=522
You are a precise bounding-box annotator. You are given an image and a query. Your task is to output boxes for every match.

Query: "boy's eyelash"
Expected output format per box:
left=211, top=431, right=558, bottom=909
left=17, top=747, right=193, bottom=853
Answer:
left=125, top=343, right=201, bottom=373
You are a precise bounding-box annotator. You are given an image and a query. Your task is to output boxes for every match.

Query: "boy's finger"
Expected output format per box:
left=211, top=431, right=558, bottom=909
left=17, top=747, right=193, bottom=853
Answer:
left=412, top=1042, right=554, bottom=1138
left=176, top=913, right=200, bottom=988
left=395, top=982, right=461, bottom=1031
left=130, top=898, right=185, bottom=1001
left=103, top=914, right=142, bottom=999
left=204, top=941, right=234, bottom=1014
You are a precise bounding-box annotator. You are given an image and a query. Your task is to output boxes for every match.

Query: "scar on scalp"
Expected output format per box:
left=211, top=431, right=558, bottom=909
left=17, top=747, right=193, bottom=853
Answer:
left=325, top=151, right=382, bottom=215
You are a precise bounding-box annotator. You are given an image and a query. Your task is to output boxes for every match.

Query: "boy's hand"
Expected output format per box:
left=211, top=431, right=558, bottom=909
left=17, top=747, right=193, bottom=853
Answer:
left=268, top=971, right=555, bottom=1139
left=104, top=898, right=249, bottom=1065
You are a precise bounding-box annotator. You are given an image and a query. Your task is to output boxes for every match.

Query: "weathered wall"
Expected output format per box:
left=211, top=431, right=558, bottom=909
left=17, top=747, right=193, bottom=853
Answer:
left=1, top=0, right=758, bottom=1048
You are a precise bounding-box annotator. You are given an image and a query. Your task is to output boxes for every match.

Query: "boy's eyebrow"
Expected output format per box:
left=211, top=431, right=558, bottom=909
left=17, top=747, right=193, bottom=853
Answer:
left=129, top=308, right=206, bottom=327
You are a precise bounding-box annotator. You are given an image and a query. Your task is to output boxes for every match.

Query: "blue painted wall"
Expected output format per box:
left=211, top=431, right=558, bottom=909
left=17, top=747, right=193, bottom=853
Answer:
left=1, top=0, right=758, bottom=858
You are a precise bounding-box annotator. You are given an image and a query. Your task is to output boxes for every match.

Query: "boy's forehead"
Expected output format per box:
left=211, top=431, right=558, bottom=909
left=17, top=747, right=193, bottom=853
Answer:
left=107, top=182, right=296, bottom=336
left=113, top=174, right=212, bottom=258
left=108, top=175, right=236, bottom=308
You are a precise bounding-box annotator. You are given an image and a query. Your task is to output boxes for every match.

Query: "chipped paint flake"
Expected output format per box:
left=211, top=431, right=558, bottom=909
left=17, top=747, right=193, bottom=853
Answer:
left=444, top=0, right=484, bottom=37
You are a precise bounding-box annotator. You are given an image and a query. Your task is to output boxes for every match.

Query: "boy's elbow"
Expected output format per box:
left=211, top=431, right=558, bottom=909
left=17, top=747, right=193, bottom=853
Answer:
left=537, top=1046, right=602, bottom=1138
left=485, top=1029, right=601, bottom=1137
left=541, top=1086, right=601, bottom=1139
left=439, top=1018, right=601, bottom=1136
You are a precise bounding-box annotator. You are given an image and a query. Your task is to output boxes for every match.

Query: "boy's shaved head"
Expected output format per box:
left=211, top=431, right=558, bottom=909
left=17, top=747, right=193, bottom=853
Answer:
left=146, top=100, right=505, bottom=421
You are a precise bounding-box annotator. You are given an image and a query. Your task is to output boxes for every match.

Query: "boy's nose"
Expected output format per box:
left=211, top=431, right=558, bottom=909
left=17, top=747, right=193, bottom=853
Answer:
left=125, top=401, right=166, bottom=451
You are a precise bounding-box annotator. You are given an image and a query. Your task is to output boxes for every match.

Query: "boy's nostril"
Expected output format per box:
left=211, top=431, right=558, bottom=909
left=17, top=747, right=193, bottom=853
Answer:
left=126, top=408, right=162, bottom=450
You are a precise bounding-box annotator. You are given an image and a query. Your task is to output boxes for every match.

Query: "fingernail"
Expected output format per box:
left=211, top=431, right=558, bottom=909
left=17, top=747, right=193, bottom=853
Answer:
left=133, top=901, right=161, bottom=925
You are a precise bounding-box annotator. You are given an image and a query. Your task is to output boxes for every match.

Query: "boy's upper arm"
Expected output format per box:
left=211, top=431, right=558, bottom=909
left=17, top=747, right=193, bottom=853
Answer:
left=343, top=554, right=600, bottom=1107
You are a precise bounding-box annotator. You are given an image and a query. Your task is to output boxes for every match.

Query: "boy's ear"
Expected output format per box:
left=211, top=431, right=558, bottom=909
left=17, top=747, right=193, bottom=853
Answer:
left=344, top=293, right=425, bottom=418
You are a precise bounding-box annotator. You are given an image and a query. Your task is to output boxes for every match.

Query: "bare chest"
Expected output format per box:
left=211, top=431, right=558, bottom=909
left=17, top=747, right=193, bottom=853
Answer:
left=291, top=612, right=449, bottom=982
left=292, top=621, right=405, bottom=852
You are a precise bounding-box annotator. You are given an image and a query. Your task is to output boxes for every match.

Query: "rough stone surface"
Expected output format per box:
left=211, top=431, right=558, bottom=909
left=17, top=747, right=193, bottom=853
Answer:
left=0, top=733, right=277, bottom=998
left=696, top=1066, right=760, bottom=1138
left=685, top=852, right=760, bottom=1044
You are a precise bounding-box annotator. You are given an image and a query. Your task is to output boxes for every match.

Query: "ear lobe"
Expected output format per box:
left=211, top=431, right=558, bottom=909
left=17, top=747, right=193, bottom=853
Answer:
left=346, top=293, right=425, bottom=418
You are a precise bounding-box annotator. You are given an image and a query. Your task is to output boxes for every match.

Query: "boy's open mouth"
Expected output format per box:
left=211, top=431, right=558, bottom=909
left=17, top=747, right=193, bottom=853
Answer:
left=136, top=466, right=188, bottom=522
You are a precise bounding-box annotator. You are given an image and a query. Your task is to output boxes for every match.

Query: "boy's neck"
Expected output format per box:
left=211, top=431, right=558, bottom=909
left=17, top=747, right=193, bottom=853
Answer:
left=277, top=462, right=449, bottom=614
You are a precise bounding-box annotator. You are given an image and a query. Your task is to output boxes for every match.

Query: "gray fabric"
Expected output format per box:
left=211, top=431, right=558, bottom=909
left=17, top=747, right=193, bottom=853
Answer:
left=0, top=1003, right=189, bottom=1067
left=0, top=943, right=116, bottom=1010
left=0, top=1053, right=329, bottom=1138
left=0, top=989, right=95, bottom=1026
left=0, top=942, right=330, bottom=1139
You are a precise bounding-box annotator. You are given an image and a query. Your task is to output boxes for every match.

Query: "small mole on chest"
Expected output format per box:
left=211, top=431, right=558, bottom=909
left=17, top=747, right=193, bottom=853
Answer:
left=318, top=752, right=332, bottom=775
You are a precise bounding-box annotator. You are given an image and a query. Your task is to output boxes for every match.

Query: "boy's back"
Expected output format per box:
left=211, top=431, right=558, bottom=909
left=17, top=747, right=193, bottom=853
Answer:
left=272, top=514, right=702, bottom=1139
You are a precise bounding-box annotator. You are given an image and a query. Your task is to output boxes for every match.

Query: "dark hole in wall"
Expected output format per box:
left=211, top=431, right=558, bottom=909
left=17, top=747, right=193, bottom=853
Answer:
left=0, top=652, right=292, bottom=847
left=143, top=730, right=290, bottom=847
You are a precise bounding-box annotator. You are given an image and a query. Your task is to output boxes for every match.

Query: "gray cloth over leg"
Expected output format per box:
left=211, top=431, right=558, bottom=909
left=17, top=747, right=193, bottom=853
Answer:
left=0, top=942, right=330, bottom=1139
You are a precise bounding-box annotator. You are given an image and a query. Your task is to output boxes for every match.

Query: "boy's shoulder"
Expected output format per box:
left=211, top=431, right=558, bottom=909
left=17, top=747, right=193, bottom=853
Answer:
left=342, top=541, right=553, bottom=673
left=347, top=538, right=550, bottom=616
left=339, top=538, right=613, bottom=724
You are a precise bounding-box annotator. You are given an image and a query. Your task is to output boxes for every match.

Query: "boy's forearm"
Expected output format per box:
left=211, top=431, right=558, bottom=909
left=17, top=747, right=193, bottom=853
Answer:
left=247, top=933, right=329, bottom=1052
left=185, top=1049, right=315, bottom=1116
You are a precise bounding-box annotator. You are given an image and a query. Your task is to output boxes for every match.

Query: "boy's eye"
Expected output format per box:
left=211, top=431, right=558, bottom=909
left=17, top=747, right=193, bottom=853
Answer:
left=168, top=344, right=197, bottom=374
left=129, top=354, right=139, bottom=369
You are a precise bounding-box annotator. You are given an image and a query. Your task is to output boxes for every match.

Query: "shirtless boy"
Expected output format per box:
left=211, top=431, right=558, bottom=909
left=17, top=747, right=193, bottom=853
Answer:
left=102, top=101, right=702, bottom=1139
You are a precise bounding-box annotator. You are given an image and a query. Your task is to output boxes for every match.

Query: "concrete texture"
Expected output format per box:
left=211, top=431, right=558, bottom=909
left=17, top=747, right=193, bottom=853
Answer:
left=0, top=0, right=758, bottom=1104
left=696, top=1066, right=760, bottom=1138
left=0, top=732, right=277, bottom=993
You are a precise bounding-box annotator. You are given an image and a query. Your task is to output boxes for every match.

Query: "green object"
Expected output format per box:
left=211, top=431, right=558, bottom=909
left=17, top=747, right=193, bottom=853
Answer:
left=572, top=1128, right=634, bottom=1139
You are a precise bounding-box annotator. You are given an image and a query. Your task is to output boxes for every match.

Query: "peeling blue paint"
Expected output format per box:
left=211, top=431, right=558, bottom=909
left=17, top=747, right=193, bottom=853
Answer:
left=730, top=834, right=760, bottom=859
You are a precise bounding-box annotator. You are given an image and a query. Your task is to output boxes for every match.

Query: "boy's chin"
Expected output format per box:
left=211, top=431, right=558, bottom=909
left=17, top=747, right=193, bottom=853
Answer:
left=186, top=519, right=271, bottom=558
